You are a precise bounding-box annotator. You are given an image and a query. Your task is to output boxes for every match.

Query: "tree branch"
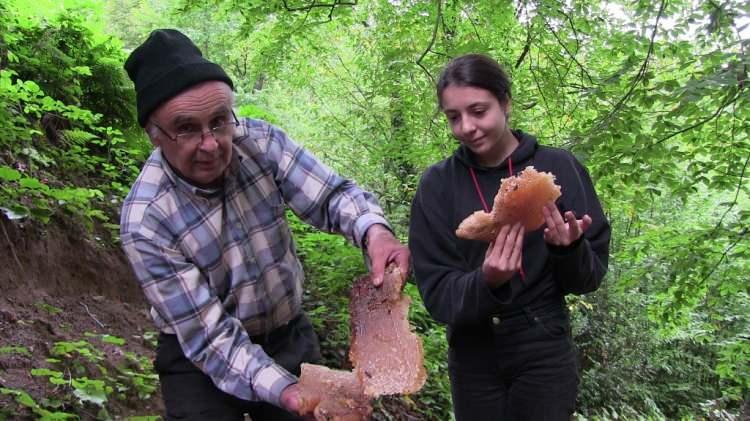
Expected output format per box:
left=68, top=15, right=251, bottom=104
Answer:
left=594, top=91, right=742, bottom=165
left=416, top=0, right=443, bottom=84
left=80, top=302, right=105, bottom=328
left=515, top=22, right=533, bottom=69
left=282, top=0, right=356, bottom=12
left=714, top=152, right=749, bottom=233
left=644, top=92, right=741, bottom=150
left=460, top=3, right=483, bottom=45
left=529, top=47, right=559, bottom=134
left=710, top=104, right=749, bottom=238
left=589, top=0, right=666, bottom=132
left=699, top=227, right=747, bottom=287
left=543, top=15, right=593, bottom=83
left=0, top=218, right=23, bottom=273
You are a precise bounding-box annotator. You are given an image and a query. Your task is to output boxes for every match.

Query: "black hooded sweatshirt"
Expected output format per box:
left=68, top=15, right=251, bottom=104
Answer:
left=409, top=130, right=610, bottom=347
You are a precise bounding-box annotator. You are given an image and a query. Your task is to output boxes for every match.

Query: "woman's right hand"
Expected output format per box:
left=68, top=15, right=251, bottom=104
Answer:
left=482, top=223, right=524, bottom=288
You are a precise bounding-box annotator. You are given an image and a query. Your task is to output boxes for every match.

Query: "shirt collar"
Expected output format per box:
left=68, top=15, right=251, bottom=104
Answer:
left=157, top=148, right=226, bottom=198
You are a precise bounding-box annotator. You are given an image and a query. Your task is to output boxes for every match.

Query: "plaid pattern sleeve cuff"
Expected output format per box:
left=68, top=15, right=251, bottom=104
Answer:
left=354, top=214, right=391, bottom=249
left=253, top=363, right=297, bottom=408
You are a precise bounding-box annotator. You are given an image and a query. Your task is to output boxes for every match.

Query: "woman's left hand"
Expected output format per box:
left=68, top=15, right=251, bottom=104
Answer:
left=542, top=203, right=592, bottom=247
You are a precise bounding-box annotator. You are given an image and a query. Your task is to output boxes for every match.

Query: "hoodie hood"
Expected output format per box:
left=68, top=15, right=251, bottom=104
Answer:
left=454, top=130, right=539, bottom=171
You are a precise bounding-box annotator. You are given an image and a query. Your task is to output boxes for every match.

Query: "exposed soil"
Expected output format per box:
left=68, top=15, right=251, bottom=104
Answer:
left=0, top=216, right=162, bottom=419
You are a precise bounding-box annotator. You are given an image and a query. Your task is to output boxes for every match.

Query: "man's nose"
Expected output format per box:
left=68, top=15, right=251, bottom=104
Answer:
left=198, top=131, right=220, bottom=152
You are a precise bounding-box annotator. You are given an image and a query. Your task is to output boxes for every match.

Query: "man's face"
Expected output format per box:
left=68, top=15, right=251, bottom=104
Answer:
left=149, top=81, right=234, bottom=188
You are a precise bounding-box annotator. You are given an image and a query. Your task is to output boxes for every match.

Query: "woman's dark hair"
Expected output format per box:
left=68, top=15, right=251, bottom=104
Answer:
left=436, top=54, right=512, bottom=109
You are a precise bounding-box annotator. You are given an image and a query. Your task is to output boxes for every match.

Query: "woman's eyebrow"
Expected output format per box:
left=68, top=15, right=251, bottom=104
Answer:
left=444, top=101, right=492, bottom=112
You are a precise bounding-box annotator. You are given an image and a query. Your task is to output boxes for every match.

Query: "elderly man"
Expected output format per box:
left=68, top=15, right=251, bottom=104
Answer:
left=120, top=29, right=409, bottom=420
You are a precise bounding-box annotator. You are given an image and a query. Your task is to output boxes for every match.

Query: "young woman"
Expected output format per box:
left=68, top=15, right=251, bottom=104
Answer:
left=409, top=54, right=611, bottom=420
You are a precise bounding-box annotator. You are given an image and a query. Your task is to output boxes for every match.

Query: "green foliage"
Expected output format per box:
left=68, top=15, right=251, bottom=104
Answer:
left=237, top=103, right=280, bottom=125
left=0, top=2, right=148, bottom=233
left=4, top=9, right=134, bottom=127
left=291, top=212, right=363, bottom=357
left=572, top=288, right=724, bottom=418
left=4, top=333, right=159, bottom=419
left=34, top=302, right=63, bottom=315
left=0, top=346, right=31, bottom=356
left=0, top=387, right=78, bottom=420
left=406, top=286, right=453, bottom=419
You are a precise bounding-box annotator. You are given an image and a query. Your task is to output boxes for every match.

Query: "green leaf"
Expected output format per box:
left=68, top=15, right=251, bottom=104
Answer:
left=36, top=302, right=62, bottom=315
left=0, top=346, right=31, bottom=356
left=101, top=334, right=126, bottom=345
left=19, top=177, right=49, bottom=191
left=0, top=166, right=21, bottom=181
left=71, top=378, right=109, bottom=406
left=30, top=207, right=53, bottom=223
left=0, top=205, right=29, bottom=220
left=31, top=368, right=63, bottom=378
left=71, top=66, right=92, bottom=76
left=0, top=388, right=44, bottom=413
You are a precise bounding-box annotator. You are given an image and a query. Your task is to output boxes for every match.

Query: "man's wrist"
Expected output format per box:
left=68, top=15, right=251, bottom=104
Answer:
left=254, top=363, right=297, bottom=408
left=364, top=224, right=391, bottom=250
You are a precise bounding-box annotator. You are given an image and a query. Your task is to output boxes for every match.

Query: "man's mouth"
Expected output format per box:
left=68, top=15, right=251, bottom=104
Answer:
left=195, top=160, right=216, bottom=169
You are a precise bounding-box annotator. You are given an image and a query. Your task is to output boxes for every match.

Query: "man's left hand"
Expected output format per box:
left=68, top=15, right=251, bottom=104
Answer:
left=364, top=224, right=410, bottom=286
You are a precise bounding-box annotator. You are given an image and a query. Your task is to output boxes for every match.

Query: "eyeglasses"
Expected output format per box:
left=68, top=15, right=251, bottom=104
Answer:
left=150, top=110, right=240, bottom=145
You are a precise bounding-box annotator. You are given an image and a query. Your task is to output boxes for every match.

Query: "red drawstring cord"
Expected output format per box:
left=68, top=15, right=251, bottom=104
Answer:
left=469, top=165, right=491, bottom=213
left=469, top=158, right=526, bottom=280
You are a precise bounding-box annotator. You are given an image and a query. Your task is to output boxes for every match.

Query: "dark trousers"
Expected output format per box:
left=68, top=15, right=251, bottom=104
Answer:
left=154, top=313, right=322, bottom=421
left=449, top=304, right=579, bottom=421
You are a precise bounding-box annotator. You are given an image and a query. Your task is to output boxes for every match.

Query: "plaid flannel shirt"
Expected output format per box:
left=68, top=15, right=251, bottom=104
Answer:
left=120, top=117, right=389, bottom=407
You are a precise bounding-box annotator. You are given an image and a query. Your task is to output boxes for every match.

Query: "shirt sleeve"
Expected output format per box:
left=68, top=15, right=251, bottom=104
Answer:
left=547, top=154, right=611, bottom=294
left=121, top=228, right=296, bottom=407
left=258, top=124, right=390, bottom=247
left=408, top=169, right=513, bottom=327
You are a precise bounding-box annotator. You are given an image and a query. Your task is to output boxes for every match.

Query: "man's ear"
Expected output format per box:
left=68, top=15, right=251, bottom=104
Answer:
left=145, top=125, right=161, bottom=147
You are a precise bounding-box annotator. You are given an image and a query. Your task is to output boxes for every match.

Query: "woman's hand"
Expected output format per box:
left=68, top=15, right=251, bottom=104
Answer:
left=482, top=223, right=524, bottom=288
left=542, top=203, right=592, bottom=247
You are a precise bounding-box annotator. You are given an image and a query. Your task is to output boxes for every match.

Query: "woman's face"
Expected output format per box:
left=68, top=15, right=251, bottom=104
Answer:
left=440, top=84, right=512, bottom=163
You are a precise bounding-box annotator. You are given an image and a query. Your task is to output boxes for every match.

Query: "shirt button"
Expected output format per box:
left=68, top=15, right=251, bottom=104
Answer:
left=491, top=316, right=501, bottom=325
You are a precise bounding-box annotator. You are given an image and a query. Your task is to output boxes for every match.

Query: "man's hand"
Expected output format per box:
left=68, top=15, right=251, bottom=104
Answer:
left=482, top=223, right=524, bottom=288
left=280, top=384, right=314, bottom=419
left=280, top=383, right=301, bottom=414
left=364, top=224, right=410, bottom=286
left=542, top=203, right=591, bottom=247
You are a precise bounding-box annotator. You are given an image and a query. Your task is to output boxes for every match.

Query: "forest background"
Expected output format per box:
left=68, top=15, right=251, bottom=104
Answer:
left=0, top=0, right=748, bottom=419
